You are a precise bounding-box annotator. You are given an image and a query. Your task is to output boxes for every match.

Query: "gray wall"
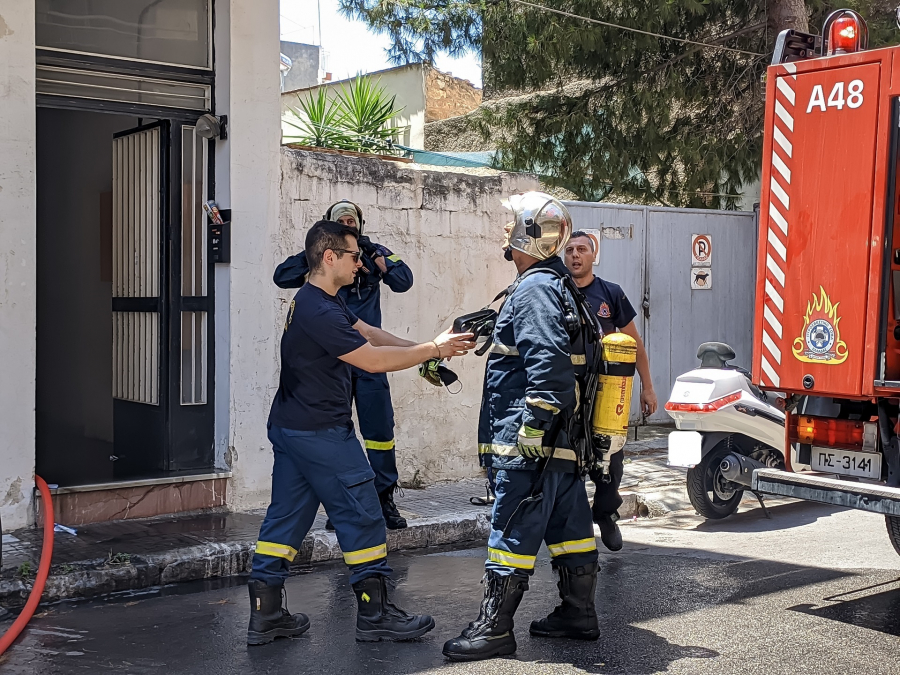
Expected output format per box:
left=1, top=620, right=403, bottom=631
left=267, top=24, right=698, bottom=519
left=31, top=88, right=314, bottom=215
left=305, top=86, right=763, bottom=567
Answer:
left=280, top=41, right=321, bottom=92
left=564, top=202, right=758, bottom=424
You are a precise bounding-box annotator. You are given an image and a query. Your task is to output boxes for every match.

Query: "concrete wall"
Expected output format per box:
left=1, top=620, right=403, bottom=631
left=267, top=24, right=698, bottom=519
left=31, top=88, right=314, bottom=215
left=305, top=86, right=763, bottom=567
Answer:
left=225, top=0, right=285, bottom=512
left=0, top=1, right=37, bottom=530
left=282, top=63, right=428, bottom=149
left=280, top=41, right=321, bottom=92
left=276, top=148, right=539, bottom=485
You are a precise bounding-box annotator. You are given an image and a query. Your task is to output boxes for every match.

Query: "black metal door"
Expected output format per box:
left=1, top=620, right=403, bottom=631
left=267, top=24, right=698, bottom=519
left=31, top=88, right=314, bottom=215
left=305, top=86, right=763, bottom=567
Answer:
left=111, top=120, right=215, bottom=478
left=111, top=121, right=169, bottom=479
left=166, top=122, right=215, bottom=471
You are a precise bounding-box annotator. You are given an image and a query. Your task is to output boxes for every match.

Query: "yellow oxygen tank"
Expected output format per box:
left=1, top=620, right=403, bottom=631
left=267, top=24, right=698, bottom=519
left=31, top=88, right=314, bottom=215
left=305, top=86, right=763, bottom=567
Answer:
left=591, top=333, right=637, bottom=451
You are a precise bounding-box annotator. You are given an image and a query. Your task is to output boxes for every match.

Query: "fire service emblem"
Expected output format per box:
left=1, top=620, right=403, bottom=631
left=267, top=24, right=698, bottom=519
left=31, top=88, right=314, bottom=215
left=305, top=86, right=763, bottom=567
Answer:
left=598, top=302, right=611, bottom=318
left=792, top=286, right=848, bottom=364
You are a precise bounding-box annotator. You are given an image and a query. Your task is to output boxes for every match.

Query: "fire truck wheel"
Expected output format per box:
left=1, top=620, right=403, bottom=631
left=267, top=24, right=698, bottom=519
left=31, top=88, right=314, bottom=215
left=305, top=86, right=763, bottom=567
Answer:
left=885, top=516, right=900, bottom=557
left=686, top=442, right=743, bottom=520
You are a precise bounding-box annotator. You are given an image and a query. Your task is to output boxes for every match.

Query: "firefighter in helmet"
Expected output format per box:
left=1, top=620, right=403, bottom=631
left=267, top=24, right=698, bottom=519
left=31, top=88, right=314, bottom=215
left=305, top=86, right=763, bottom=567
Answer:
left=443, top=192, right=600, bottom=662
left=274, top=200, right=413, bottom=530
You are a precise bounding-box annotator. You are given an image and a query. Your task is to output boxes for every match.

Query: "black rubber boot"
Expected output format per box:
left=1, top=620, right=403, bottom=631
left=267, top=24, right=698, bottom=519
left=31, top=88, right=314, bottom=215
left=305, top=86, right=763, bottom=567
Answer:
left=379, top=485, right=408, bottom=530
left=246, top=579, right=310, bottom=646
left=353, top=576, right=435, bottom=642
left=595, top=511, right=623, bottom=552
left=529, top=563, right=600, bottom=640
left=442, top=570, right=529, bottom=662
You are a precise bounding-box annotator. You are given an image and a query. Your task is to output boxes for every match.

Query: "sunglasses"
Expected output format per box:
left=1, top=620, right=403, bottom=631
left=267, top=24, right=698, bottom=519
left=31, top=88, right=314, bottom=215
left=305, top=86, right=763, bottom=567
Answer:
left=333, top=248, right=362, bottom=262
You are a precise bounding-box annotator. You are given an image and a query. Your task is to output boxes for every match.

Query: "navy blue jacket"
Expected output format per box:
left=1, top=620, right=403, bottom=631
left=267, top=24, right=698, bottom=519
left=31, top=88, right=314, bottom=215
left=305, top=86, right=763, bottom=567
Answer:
left=477, top=256, right=583, bottom=473
left=273, top=246, right=413, bottom=328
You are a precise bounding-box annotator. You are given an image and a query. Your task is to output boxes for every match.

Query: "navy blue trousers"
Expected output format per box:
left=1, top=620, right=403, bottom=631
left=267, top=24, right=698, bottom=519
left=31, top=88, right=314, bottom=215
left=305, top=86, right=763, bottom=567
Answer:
left=485, top=468, right=598, bottom=576
left=352, top=369, right=399, bottom=494
left=250, top=423, right=392, bottom=586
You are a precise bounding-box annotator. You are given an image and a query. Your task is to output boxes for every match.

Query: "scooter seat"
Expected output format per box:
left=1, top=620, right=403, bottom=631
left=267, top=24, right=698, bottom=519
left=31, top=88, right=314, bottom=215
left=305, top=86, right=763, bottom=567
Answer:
left=697, top=342, right=736, bottom=369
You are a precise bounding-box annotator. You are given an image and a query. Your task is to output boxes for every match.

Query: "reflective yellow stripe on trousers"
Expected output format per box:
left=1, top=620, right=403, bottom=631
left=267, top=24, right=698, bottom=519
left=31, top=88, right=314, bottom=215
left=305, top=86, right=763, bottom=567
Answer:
left=488, top=547, right=537, bottom=570
left=343, top=543, right=388, bottom=566
left=364, top=439, right=395, bottom=450
left=255, top=541, right=299, bottom=561
left=547, top=538, right=597, bottom=557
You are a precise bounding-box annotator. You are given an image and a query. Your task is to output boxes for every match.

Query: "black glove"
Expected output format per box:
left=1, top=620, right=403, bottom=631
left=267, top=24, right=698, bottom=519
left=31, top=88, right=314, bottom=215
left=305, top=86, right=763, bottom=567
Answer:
left=357, top=235, right=380, bottom=259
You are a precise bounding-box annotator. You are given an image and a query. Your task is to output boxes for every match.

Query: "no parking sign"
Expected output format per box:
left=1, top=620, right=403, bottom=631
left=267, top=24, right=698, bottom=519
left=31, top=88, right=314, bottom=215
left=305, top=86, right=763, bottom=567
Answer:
left=691, top=234, right=712, bottom=290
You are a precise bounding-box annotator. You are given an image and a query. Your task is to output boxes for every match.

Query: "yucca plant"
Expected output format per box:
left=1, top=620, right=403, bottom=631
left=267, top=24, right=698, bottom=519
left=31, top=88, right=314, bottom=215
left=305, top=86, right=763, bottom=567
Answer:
left=336, top=76, right=405, bottom=153
left=282, top=87, right=348, bottom=148
left=282, top=75, right=407, bottom=155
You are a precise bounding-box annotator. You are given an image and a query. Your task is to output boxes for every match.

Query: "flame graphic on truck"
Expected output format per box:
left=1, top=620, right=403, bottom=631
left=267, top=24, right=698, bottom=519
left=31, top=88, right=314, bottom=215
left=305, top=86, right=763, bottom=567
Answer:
left=791, top=286, right=848, bottom=364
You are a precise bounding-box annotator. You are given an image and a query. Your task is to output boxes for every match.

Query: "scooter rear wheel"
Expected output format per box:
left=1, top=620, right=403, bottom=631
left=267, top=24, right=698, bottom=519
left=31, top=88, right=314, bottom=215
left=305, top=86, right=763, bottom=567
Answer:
left=885, top=515, right=900, bottom=557
left=686, top=442, right=743, bottom=519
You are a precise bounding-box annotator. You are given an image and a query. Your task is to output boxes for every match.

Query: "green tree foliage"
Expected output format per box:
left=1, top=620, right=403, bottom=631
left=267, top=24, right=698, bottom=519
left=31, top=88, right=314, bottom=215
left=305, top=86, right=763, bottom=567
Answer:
left=340, top=1, right=899, bottom=207
left=283, top=75, right=405, bottom=155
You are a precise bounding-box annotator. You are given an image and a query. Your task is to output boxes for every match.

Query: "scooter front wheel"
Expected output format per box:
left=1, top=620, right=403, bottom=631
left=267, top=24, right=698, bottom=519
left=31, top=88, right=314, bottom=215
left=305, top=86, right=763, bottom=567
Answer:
left=686, top=442, right=743, bottom=519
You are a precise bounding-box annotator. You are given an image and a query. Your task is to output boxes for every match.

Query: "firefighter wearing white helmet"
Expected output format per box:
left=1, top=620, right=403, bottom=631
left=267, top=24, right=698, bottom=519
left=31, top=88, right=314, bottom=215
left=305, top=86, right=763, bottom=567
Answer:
left=443, top=192, right=599, bottom=662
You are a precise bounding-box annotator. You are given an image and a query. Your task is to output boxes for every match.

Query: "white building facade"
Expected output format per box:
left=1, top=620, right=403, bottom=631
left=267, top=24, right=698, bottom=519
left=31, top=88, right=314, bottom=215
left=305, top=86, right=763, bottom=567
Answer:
left=0, top=0, right=282, bottom=531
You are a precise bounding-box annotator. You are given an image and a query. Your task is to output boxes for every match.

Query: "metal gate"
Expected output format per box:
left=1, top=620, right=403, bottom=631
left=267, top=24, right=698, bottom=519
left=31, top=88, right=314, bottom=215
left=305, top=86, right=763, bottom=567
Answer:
left=564, top=202, right=758, bottom=424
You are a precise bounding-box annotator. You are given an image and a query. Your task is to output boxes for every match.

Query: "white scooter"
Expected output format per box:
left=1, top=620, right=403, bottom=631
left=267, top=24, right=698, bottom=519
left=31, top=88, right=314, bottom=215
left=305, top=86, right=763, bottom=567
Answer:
left=665, top=342, right=787, bottom=519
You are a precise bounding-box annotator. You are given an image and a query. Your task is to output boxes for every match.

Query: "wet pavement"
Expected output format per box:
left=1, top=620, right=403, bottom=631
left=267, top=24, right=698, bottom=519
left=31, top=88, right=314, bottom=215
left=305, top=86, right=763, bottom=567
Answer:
left=0, top=428, right=674, bottom=607
left=2, top=498, right=900, bottom=674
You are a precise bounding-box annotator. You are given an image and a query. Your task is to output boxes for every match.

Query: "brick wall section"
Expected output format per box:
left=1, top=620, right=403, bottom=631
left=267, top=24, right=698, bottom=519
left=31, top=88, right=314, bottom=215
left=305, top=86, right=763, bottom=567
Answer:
left=277, top=148, right=538, bottom=485
left=424, top=66, right=482, bottom=123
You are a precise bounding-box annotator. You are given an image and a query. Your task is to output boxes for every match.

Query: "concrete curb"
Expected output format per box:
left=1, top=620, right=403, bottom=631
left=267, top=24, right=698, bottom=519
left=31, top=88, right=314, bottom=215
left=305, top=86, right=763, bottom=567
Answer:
left=618, top=490, right=681, bottom=520
left=0, top=513, right=491, bottom=608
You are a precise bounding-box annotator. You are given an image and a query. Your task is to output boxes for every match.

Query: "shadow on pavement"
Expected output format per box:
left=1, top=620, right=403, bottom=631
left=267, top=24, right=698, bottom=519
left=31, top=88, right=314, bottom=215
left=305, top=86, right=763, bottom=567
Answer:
left=690, top=500, right=849, bottom=534
left=788, top=577, right=900, bottom=637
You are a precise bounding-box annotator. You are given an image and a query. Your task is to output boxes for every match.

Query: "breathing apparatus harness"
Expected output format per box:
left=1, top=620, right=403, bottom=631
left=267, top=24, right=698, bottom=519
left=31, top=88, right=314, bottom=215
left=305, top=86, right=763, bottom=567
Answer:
left=466, top=264, right=610, bottom=535
left=460, top=266, right=607, bottom=461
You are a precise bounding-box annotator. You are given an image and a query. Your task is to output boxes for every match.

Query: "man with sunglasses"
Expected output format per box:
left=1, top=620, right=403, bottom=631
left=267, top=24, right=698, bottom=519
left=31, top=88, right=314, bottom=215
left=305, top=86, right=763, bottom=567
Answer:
left=248, top=220, right=474, bottom=646
left=274, top=200, right=414, bottom=530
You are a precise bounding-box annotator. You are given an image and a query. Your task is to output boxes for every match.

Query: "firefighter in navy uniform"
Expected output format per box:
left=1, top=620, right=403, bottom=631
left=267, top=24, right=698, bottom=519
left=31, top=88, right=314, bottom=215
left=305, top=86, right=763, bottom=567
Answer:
left=248, top=220, right=474, bottom=646
left=443, top=193, right=600, bottom=663
left=274, top=200, right=413, bottom=530
left=563, top=231, right=657, bottom=551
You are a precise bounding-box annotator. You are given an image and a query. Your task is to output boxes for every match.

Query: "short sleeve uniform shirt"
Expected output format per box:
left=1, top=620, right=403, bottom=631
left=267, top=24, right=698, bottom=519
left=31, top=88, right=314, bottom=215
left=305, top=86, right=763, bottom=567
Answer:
left=580, top=276, right=637, bottom=335
left=268, top=284, right=367, bottom=431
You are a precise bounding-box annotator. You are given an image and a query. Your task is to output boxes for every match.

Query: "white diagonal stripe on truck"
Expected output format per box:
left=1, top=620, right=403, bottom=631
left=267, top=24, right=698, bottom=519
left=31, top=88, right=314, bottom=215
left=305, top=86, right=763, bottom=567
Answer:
left=765, top=278, right=784, bottom=313
left=775, top=100, right=794, bottom=132
left=763, top=330, right=782, bottom=364
left=776, top=77, right=796, bottom=106
left=764, top=304, right=783, bottom=339
left=761, top=355, right=781, bottom=387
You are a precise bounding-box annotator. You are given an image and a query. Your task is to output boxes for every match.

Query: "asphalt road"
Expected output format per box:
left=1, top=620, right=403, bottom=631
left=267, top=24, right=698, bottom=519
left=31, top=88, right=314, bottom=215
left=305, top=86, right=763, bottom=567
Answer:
left=2, top=499, right=900, bottom=674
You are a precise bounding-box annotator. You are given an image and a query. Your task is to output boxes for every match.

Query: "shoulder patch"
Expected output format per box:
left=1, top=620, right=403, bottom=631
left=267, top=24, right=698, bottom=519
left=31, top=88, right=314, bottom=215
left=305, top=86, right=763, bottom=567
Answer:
left=285, top=300, right=296, bottom=331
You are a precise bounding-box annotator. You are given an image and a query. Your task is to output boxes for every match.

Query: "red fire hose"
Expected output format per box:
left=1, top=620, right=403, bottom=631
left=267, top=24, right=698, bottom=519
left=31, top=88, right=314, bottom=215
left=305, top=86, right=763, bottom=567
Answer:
left=0, top=476, right=55, bottom=656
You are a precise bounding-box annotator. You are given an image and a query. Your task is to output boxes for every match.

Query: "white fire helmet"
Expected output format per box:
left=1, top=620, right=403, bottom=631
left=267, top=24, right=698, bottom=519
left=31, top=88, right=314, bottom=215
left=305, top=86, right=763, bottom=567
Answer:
left=502, top=191, right=572, bottom=260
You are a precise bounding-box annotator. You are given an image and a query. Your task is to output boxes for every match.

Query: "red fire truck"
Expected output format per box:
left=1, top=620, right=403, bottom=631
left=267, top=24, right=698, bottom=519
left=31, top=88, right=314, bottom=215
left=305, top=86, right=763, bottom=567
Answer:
left=750, top=10, right=900, bottom=554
